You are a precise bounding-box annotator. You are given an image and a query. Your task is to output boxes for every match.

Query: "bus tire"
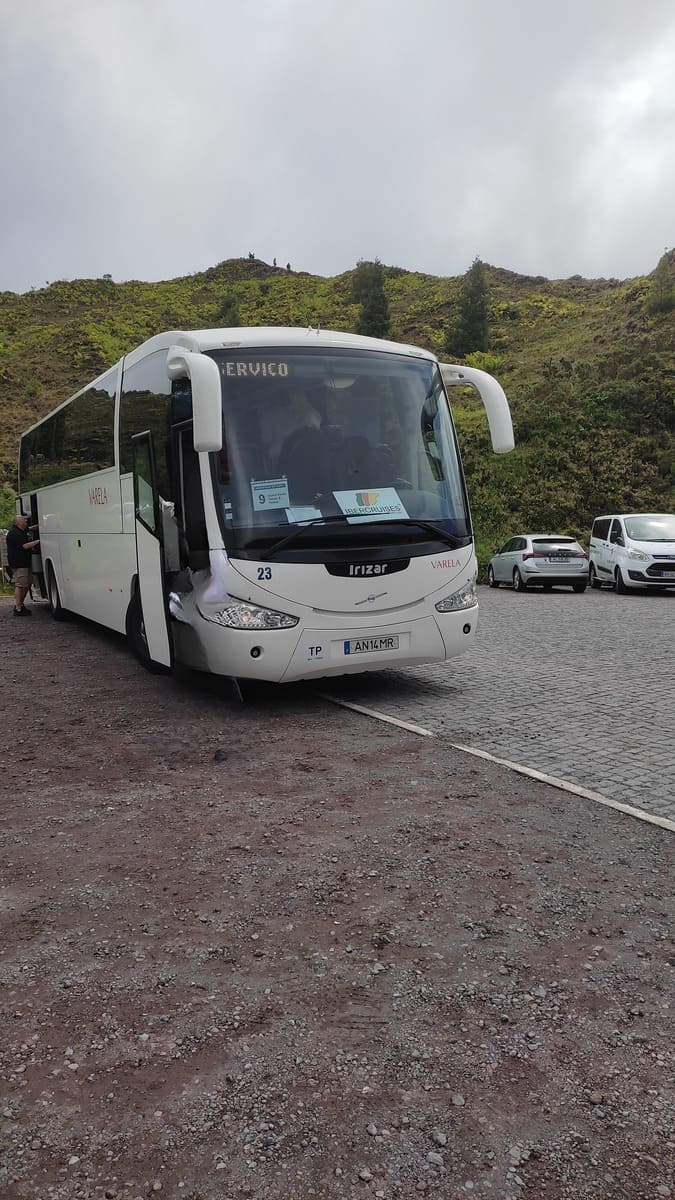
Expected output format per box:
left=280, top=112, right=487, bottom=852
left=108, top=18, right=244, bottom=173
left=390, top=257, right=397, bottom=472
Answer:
left=125, top=589, right=172, bottom=675
left=47, top=565, right=69, bottom=621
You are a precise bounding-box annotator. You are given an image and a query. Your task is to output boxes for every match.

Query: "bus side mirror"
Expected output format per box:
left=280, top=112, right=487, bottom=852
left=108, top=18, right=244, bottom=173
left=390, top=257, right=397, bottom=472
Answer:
left=167, top=348, right=222, bottom=452
left=439, top=363, right=515, bottom=453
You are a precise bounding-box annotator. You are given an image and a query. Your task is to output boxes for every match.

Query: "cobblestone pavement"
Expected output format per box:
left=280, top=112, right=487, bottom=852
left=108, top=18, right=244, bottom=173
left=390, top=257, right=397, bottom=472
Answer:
left=322, top=585, right=675, bottom=824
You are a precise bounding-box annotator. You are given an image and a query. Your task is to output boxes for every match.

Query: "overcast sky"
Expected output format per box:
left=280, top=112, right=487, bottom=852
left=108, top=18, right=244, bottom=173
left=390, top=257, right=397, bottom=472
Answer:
left=1, top=0, right=673, bottom=293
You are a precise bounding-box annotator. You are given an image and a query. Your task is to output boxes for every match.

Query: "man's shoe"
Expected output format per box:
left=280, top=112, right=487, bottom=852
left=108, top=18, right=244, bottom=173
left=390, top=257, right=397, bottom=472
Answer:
left=13, top=608, right=26, bottom=616
left=20, top=607, right=32, bottom=616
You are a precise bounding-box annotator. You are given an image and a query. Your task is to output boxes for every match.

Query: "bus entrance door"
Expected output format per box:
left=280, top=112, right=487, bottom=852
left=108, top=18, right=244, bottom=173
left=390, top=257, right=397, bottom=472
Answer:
left=130, top=432, right=174, bottom=672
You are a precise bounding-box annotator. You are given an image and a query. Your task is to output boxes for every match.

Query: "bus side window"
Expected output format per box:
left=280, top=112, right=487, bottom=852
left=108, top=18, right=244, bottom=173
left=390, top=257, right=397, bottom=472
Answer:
left=178, top=432, right=209, bottom=570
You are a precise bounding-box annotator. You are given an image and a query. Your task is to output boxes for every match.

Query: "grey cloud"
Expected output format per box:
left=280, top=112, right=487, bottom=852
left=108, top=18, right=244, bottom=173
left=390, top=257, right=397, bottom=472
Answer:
left=1, top=0, right=673, bottom=292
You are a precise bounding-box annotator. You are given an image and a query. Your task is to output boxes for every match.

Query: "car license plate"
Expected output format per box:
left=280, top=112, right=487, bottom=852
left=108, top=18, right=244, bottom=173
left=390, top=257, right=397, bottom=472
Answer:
left=660, top=570, right=675, bottom=578
left=343, top=635, right=400, bottom=655
left=545, top=556, right=567, bottom=563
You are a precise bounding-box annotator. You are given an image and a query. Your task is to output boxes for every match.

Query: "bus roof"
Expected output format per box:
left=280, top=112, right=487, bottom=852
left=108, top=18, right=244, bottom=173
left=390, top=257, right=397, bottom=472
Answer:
left=19, top=328, right=437, bottom=440
left=122, top=326, right=436, bottom=368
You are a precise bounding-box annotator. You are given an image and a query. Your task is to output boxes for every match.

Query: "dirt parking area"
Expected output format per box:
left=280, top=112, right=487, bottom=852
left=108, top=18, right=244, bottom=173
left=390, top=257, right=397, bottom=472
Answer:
left=1, top=598, right=673, bottom=1200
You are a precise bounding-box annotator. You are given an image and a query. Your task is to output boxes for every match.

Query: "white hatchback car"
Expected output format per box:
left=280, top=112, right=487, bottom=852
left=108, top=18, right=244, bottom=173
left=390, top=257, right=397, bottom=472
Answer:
left=589, top=513, right=675, bottom=592
left=487, top=534, right=589, bottom=592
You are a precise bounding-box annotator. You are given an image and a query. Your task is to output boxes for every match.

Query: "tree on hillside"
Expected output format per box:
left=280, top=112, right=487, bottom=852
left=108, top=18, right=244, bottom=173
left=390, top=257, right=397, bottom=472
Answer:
left=352, top=259, right=391, bottom=338
left=216, top=293, right=240, bottom=326
left=0, top=482, right=16, bottom=527
left=646, top=250, right=675, bottom=314
left=444, top=256, right=490, bottom=358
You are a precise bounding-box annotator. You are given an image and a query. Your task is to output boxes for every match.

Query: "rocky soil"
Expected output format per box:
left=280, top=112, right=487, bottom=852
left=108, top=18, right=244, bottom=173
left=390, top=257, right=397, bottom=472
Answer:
left=0, top=598, right=673, bottom=1200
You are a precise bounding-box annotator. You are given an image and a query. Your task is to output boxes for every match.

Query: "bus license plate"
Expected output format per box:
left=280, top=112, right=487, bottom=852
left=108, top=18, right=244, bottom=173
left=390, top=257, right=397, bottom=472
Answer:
left=343, top=635, right=400, bottom=655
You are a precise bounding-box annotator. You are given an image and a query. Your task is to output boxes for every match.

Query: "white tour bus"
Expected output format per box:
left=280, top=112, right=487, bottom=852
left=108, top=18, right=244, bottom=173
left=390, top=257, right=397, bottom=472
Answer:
left=18, top=327, right=513, bottom=681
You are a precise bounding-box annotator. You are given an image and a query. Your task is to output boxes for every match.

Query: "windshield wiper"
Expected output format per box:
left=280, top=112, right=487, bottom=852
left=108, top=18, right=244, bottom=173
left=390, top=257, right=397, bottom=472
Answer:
left=259, top=515, right=465, bottom=559
left=259, top=515, right=352, bottom=559
left=371, top=518, right=465, bottom=549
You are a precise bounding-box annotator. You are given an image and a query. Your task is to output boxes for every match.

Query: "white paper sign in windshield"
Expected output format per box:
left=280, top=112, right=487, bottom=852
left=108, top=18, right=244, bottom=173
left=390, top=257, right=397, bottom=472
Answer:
left=333, top=487, right=409, bottom=523
left=251, top=477, right=290, bottom=511
left=285, top=506, right=323, bottom=524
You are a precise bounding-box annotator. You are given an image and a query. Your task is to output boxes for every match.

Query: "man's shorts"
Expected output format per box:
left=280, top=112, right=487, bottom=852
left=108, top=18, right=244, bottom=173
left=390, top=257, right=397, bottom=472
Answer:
left=13, top=567, right=32, bottom=589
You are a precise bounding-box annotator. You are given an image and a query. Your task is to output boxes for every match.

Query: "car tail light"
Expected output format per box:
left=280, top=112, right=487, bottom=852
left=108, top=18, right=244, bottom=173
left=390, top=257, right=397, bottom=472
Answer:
left=521, top=551, right=544, bottom=560
left=573, top=551, right=588, bottom=558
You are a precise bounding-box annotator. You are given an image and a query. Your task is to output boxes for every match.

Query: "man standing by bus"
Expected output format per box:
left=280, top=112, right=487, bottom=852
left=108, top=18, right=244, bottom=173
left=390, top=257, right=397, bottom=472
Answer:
left=6, top=514, right=40, bottom=617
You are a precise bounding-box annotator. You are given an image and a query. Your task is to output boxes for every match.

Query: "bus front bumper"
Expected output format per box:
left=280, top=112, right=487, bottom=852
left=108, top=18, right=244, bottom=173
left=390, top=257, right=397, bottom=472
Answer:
left=175, top=607, right=478, bottom=682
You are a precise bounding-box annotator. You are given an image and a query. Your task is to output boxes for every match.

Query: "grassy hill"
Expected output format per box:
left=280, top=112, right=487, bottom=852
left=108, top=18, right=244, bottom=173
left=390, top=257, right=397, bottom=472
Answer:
left=1, top=255, right=673, bottom=560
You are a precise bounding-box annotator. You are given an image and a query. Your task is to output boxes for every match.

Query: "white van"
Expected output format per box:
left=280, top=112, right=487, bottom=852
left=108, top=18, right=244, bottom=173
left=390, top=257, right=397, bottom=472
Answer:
left=589, top=513, right=675, bottom=592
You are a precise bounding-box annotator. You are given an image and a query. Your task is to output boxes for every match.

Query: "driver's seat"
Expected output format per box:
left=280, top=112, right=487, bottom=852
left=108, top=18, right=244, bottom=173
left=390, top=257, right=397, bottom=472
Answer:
left=277, top=426, right=331, bottom=504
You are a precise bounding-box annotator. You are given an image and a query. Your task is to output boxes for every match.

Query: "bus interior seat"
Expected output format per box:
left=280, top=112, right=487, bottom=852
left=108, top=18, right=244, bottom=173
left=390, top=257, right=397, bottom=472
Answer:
left=335, top=435, right=396, bottom=489
left=276, top=426, right=331, bottom=504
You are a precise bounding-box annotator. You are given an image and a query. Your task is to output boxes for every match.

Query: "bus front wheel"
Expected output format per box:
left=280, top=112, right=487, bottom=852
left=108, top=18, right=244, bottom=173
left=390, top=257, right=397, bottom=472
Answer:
left=47, top=566, right=68, bottom=621
left=125, top=589, right=172, bottom=675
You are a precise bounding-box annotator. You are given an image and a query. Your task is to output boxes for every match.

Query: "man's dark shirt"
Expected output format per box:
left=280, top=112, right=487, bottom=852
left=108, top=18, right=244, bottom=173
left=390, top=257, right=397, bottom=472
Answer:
left=6, top=525, right=32, bottom=569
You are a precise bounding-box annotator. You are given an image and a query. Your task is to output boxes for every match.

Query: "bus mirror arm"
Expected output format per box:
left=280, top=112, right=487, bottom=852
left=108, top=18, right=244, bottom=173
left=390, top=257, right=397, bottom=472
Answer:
left=439, top=363, right=515, bottom=454
left=167, top=347, right=223, bottom=452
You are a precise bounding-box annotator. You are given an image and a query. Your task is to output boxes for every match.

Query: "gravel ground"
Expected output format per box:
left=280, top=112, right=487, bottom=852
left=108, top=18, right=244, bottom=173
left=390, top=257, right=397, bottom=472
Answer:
left=1, top=598, right=673, bottom=1200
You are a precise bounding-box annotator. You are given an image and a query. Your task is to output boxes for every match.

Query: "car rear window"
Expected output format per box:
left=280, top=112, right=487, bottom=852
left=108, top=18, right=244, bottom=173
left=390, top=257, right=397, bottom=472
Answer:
left=532, top=538, right=584, bottom=553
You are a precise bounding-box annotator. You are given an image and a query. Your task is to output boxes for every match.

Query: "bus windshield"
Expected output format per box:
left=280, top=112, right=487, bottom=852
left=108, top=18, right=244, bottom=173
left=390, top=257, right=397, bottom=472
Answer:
left=207, top=347, right=471, bottom=556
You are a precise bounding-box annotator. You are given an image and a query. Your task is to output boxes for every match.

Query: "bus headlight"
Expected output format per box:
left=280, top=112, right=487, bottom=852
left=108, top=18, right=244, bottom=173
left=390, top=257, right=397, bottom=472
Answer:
left=435, top=581, right=478, bottom=612
left=199, top=600, right=299, bottom=630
